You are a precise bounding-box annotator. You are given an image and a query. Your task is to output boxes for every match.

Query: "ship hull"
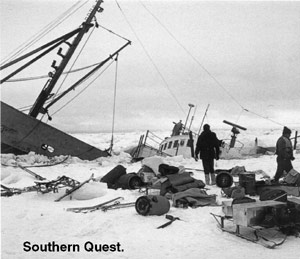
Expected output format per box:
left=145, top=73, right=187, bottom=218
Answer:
left=1, top=101, right=109, bottom=160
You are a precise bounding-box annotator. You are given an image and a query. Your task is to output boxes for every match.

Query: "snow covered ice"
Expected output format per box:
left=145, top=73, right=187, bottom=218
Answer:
left=1, top=128, right=300, bottom=259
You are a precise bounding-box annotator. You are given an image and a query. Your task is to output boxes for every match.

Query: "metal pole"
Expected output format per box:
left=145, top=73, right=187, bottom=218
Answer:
left=198, top=104, right=210, bottom=135
left=294, top=131, right=298, bottom=150
left=188, top=105, right=197, bottom=132
left=29, top=0, right=104, bottom=118
left=183, top=103, right=194, bottom=133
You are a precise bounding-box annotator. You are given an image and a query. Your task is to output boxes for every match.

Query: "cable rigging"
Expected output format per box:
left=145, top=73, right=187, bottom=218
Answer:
left=3, top=24, right=131, bottom=83
left=115, top=0, right=185, bottom=115
left=49, top=59, right=115, bottom=118
left=50, top=22, right=97, bottom=104
left=108, top=54, right=119, bottom=154
left=138, top=1, right=288, bottom=128
left=1, top=1, right=88, bottom=66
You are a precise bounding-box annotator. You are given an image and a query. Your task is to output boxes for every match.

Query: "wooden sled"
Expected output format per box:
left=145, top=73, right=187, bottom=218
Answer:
left=210, top=200, right=290, bottom=249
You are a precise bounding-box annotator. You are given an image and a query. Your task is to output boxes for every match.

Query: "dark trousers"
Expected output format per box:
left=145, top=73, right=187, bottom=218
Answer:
left=202, top=158, right=214, bottom=175
left=274, top=157, right=293, bottom=181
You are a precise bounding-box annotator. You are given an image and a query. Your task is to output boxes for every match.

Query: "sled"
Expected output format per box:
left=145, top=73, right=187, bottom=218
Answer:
left=210, top=200, right=292, bottom=248
left=210, top=213, right=287, bottom=249
left=34, top=175, right=80, bottom=194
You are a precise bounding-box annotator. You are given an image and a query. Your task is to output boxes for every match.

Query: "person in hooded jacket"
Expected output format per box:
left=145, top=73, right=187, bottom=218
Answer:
left=195, top=124, right=220, bottom=185
left=273, top=126, right=295, bottom=182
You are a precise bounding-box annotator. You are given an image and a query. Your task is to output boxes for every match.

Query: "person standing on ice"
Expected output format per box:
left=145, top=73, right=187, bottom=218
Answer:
left=195, top=124, right=220, bottom=185
left=273, top=126, right=295, bottom=182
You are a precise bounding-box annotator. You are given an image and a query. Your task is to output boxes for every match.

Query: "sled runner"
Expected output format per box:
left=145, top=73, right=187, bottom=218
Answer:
left=209, top=198, right=300, bottom=248
left=55, top=173, right=94, bottom=202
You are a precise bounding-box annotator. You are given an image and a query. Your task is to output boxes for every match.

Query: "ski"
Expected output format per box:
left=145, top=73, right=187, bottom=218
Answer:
left=55, top=173, right=94, bottom=202
left=101, top=202, right=136, bottom=212
left=17, top=164, right=46, bottom=181
left=67, top=196, right=124, bottom=213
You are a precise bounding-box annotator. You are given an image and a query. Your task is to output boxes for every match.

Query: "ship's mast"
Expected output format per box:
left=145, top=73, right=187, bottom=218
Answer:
left=29, top=0, right=104, bottom=118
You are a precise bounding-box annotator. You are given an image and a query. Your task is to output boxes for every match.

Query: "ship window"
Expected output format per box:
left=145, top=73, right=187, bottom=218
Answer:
left=168, top=142, right=172, bottom=149
left=163, top=143, right=167, bottom=150
left=173, top=140, right=179, bottom=148
left=180, top=140, right=185, bottom=146
left=41, top=144, right=54, bottom=153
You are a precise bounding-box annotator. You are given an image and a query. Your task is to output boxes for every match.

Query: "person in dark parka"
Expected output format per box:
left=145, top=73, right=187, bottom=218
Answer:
left=172, top=120, right=183, bottom=136
left=195, top=124, right=220, bottom=185
left=274, top=126, right=295, bottom=182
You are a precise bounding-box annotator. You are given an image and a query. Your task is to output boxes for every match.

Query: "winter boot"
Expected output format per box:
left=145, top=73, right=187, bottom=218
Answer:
left=205, top=174, right=210, bottom=185
left=210, top=173, right=216, bottom=185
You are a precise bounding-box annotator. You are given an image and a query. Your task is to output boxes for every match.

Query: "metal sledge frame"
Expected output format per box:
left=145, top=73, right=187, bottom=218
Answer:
left=210, top=213, right=287, bottom=249
left=34, top=175, right=80, bottom=194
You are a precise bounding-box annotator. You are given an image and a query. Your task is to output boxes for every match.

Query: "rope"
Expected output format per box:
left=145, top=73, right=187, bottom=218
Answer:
left=98, top=24, right=131, bottom=42
left=242, top=108, right=285, bottom=127
left=115, top=0, right=185, bottom=115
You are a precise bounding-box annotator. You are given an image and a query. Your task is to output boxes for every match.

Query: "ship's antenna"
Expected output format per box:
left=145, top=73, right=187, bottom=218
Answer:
left=198, top=104, right=210, bottom=135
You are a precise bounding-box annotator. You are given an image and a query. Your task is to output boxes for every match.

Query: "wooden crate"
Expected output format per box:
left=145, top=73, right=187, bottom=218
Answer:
left=232, top=200, right=286, bottom=227
left=222, top=200, right=233, bottom=217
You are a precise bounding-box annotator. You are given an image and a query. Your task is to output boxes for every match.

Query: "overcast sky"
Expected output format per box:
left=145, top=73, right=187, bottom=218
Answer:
left=1, top=0, right=300, bottom=133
